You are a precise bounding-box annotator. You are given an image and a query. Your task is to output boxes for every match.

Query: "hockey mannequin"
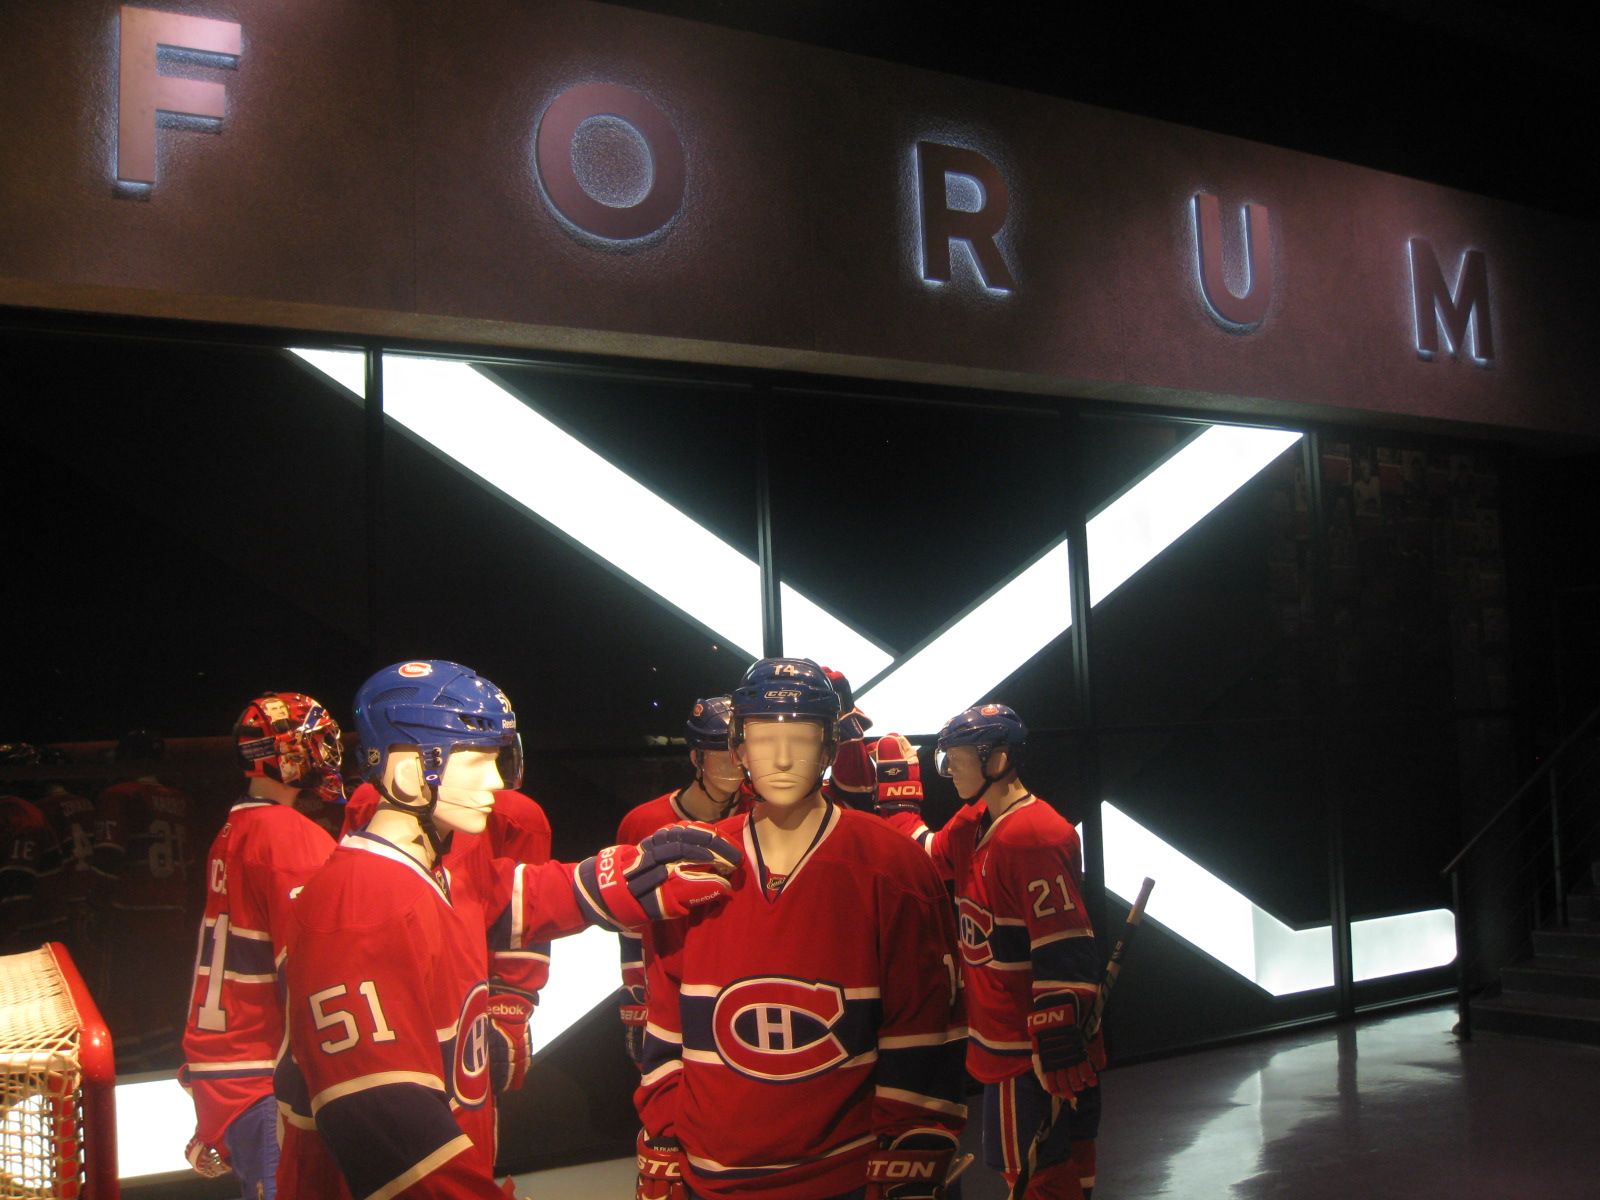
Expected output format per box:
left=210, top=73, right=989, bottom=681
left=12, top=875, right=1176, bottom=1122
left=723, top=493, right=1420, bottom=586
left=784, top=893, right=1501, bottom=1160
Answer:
left=341, top=779, right=554, bottom=1096
left=877, top=706, right=1101, bottom=1200
left=617, top=696, right=749, bottom=1067
left=635, top=658, right=966, bottom=1200
left=180, top=693, right=343, bottom=1199
left=276, top=661, right=742, bottom=1200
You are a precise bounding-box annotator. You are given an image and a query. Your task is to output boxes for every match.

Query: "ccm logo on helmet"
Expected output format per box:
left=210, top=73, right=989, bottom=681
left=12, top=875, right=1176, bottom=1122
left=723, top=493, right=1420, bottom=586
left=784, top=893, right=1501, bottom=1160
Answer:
left=450, top=983, right=493, bottom=1110
left=712, top=978, right=848, bottom=1081
left=398, top=662, right=434, bottom=678
left=956, top=896, right=995, bottom=967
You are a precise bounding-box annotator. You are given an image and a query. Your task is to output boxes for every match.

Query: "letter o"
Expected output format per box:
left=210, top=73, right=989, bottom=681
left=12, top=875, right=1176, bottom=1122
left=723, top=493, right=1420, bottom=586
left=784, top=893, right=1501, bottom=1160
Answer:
left=535, top=83, right=685, bottom=241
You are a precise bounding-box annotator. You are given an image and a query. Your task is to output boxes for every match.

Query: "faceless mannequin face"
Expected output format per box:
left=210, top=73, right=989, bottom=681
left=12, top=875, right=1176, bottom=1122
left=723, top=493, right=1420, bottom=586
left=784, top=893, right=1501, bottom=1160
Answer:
left=694, top=748, right=745, bottom=799
left=434, top=749, right=503, bottom=835
left=737, top=719, right=831, bottom=809
left=942, top=744, right=1008, bottom=803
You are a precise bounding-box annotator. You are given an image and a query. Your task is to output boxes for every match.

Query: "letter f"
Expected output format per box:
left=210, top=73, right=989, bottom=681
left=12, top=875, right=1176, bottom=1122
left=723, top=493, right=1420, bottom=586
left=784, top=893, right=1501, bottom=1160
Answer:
left=118, top=6, right=242, bottom=186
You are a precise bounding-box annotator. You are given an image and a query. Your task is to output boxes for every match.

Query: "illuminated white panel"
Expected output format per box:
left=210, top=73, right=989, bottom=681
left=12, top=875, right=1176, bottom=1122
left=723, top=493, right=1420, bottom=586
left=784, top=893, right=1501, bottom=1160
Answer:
left=1103, top=801, right=1455, bottom=995
left=289, top=347, right=365, bottom=397
left=114, top=1076, right=194, bottom=1178
left=856, top=541, right=1071, bottom=734
left=290, top=350, right=892, bottom=684
left=1088, top=425, right=1303, bottom=606
left=1351, top=908, right=1457, bottom=982
left=528, top=925, right=623, bottom=1057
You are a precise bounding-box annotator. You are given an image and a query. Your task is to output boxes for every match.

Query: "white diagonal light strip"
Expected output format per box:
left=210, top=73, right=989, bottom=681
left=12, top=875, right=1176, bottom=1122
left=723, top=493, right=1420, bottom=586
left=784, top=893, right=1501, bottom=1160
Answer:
left=855, top=425, right=1302, bottom=731
left=289, top=349, right=893, bottom=686
left=1102, top=801, right=1455, bottom=995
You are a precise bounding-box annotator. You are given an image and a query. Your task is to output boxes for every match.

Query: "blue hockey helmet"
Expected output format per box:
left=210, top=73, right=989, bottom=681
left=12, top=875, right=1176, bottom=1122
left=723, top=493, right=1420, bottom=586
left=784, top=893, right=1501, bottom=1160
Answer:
left=685, top=696, right=734, bottom=752
left=729, top=657, right=840, bottom=747
left=936, top=703, right=1027, bottom=778
left=353, top=660, right=522, bottom=791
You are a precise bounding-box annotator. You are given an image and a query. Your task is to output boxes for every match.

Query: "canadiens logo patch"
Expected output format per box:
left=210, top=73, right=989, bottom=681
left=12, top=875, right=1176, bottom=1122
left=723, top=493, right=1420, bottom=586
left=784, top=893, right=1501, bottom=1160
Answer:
left=398, top=661, right=433, bottom=678
left=712, top=978, right=848, bottom=1081
left=450, top=982, right=493, bottom=1110
left=980, top=704, right=1003, bottom=716
left=957, top=896, right=996, bottom=967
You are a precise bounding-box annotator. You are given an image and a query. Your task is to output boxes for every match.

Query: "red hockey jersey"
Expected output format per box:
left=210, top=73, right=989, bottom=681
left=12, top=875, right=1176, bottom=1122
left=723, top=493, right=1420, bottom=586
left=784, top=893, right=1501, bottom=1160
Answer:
left=35, top=787, right=98, bottom=911
left=93, top=778, right=193, bottom=911
left=181, top=799, right=336, bottom=1147
left=914, top=797, right=1100, bottom=1083
left=638, top=803, right=966, bottom=1200
left=342, top=784, right=556, bottom=1014
left=276, top=832, right=594, bottom=1199
left=1, top=795, right=58, bottom=949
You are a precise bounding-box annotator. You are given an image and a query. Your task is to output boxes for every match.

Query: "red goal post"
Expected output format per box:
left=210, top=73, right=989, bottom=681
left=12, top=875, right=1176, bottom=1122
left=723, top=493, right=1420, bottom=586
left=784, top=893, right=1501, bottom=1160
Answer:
left=0, top=943, right=118, bottom=1199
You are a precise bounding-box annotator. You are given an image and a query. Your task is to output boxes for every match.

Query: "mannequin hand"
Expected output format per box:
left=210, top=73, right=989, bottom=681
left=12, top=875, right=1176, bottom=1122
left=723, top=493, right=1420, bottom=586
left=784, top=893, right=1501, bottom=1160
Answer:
left=488, top=989, right=535, bottom=1092
left=576, top=823, right=742, bottom=929
left=828, top=739, right=877, bottom=808
left=635, top=1132, right=689, bottom=1200
left=1028, top=994, right=1098, bottom=1099
left=864, top=1130, right=960, bottom=1199
left=872, top=733, right=924, bottom=816
left=185, top=1133, right=230, bottom=1179
left=620, top=984, right=648, bottom=1066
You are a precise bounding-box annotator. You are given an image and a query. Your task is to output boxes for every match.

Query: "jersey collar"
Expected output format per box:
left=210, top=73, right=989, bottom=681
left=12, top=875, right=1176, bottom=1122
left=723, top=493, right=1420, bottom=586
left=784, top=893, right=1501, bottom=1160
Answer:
left=976, top=794, right=1038, bottom=850
left=744, top=799, right=841, bottom=902
left=342, top=830, right=451, bottom=904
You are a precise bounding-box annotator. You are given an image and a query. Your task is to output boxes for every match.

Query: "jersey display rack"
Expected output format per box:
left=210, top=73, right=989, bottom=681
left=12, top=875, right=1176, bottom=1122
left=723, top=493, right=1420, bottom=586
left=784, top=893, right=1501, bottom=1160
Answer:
left=0, top=944, right=117, bottom=1199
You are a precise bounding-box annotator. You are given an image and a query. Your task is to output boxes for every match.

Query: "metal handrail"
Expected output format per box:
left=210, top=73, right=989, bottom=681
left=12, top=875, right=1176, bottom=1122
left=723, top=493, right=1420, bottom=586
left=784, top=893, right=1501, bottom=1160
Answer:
left=1443, top=697, right=1600, bottom=1039
left=1441, top=699, right=1600, bottom=878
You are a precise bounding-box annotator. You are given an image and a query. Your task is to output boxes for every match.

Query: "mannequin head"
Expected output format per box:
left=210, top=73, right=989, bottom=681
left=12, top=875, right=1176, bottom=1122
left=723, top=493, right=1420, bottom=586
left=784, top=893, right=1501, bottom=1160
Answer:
left=728, top=658, right=841, bottom=809
left=936, top=703, right=1027, bottom=803
left=737, top=717, right=833, bottom=809
left=354, top=660, right=522, bottom=853
left=684, top=695, right=743, bottom=809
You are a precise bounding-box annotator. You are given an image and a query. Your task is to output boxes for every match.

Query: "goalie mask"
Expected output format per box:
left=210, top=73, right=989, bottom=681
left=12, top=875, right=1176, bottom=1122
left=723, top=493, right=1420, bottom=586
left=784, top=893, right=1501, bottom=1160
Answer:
left=234, top=692, right=346, bottom=804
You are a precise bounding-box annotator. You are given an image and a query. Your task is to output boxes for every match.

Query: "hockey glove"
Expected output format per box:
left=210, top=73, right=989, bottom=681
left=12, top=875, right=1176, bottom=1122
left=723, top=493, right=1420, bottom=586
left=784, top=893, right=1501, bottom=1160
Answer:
left=576, top=823, right=743, bottom=930
left=871, top=733, right=925, bottom=816
left=864, top=1130, right=962, bottom=1200
left=635, top=1131, right=689, bottom=1200
left=184, top=1133, right=231, bottom=1179
left=828, top=738, right=878, bottom=809
left=1027, top=993, right=1098, bottom=1100
left=488, top=988, right=535, bottom=1093
left=620, top=983, right=648, bottom=1067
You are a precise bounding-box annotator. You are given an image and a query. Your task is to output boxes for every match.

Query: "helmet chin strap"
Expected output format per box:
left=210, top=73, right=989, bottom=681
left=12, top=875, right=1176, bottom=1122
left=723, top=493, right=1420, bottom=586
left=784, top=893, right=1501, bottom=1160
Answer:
left=374, top=779, right=454, bottom=861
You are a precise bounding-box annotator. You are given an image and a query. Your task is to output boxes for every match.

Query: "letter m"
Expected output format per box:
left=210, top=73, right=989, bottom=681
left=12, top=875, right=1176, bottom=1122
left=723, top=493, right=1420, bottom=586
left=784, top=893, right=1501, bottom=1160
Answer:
left=1408, top=238, right=1493, bottom=364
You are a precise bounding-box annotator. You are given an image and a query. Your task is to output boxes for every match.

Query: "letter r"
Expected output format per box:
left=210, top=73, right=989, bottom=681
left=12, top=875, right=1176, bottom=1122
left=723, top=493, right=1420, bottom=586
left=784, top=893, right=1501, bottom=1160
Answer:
left=916, top=141, right=1016, bottom=292
left=118, top=6, right=242, bottom=185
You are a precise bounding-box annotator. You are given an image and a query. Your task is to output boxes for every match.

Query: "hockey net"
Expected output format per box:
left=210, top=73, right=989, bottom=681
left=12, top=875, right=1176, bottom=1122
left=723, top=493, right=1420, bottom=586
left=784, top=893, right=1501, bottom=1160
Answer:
left=0, top=944, right=117, bottom=1200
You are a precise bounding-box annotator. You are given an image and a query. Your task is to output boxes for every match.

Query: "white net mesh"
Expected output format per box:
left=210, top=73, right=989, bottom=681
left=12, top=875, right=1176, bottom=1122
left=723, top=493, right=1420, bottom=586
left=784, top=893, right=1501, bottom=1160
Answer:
left=0, top=947, right=84, bottom=1199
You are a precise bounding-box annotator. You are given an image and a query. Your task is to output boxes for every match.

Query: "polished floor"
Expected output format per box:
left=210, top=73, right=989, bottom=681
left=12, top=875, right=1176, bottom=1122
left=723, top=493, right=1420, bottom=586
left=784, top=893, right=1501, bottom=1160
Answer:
left=514, top=1003, right=1600, bottom=1199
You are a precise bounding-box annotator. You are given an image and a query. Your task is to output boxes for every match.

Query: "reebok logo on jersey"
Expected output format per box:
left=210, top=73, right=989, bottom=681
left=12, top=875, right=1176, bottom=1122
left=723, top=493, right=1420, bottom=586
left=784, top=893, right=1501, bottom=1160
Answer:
left=712, top=978, right=848, bottom=1081
left=957, top=896, right=996, bottom=967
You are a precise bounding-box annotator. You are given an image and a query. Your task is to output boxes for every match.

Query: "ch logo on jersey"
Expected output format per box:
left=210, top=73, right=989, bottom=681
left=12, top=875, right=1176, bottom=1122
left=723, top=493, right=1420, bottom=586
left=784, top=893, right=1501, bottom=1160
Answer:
left=450, top=982, right=493, bottom=1110
left=712, top=978, right=848, bottom=1081
left=957, top=896, right=996, bottom=967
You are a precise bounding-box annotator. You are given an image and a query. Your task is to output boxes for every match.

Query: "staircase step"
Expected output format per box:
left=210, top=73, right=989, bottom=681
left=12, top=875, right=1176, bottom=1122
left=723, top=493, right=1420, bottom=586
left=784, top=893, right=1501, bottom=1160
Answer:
left=1501, top=957, right=1600, bottom=1000
left=1471, top=991, right=1600, bottom=1045
left=1532, top=926, right=1600, bottom=959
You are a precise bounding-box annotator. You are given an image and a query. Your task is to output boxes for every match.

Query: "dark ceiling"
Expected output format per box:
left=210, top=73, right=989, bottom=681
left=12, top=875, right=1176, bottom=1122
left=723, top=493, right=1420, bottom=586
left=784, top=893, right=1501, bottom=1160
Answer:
left=603, top=0, right=1598, bottom=221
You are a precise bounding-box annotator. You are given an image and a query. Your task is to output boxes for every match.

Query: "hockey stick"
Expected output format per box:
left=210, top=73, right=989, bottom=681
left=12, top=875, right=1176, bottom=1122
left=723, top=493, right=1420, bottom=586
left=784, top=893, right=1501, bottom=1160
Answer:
left=1008, top=876, right=1155, bottom=1200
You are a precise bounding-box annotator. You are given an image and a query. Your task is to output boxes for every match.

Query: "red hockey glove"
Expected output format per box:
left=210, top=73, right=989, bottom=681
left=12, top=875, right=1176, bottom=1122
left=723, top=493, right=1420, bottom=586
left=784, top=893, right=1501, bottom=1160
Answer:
left=864, top=1130, right=961, bottom=1199
left=828, top=738, right=877, bottom=809
left=1027, top=994, right=1098, bottom=1100
left=184, top=1132, right=230, bottom=1179
left=871, top=733, right=924, bottom=816
left=576, top=823, right=743, bottom=929
left=488, top=989, right=535, bottom=1093
left=635, top=1131, right=689, bottom=1200
left=620, top=983, right=648, bottom=1067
